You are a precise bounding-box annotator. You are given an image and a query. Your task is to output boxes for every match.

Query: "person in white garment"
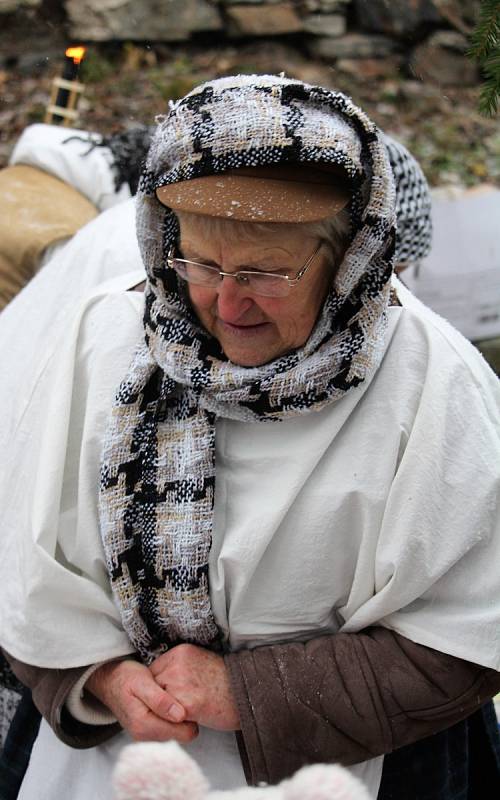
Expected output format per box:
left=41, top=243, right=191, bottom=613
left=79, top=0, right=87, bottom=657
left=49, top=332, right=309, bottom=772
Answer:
left=1, top=74, right=500, bottom=800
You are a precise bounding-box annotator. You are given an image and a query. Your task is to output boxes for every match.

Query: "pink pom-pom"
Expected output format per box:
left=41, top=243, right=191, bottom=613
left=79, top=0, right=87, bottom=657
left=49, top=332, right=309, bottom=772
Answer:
left=284, top=763, right=372, bottom=800
left=112, top=741, right=209, bottom=800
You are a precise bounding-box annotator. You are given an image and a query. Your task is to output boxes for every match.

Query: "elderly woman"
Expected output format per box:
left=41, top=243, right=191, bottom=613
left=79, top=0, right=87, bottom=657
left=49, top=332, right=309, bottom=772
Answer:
left=1, top=74, right=499, bottom=800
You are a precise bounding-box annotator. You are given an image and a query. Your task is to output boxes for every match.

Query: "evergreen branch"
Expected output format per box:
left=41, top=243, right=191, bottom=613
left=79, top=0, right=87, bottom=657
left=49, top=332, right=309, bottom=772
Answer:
left=467, top=0, right=500, bottom=62
left=478, top=51, right=500, bottom=116
left=466, top=0, right=500, bottom=115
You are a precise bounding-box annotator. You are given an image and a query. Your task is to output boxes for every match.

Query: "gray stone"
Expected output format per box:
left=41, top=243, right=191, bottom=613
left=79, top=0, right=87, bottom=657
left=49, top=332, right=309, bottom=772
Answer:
left=410, top=31, right=479, bottom=86
left=303, top=13, right=346, bottom=37
left=65, top=0, right=223, bottom=42
left=221, top=0, right=283, bottom=4
left=226, top=3, right=302, bottom=36
left=353, top=0, right=440, bottom=36
left=336, top=55, right=404, bottom=79
left=432, top=0, right=482, bottom=31
left=303, top=0, right=350, bottom=10
left=423, top=30, right=470, bottom=51
left=354, top=0, right=482, bottom=37
left=309, top=33, right=398, bottom=60
left=0, top=0, right=40, bottom=11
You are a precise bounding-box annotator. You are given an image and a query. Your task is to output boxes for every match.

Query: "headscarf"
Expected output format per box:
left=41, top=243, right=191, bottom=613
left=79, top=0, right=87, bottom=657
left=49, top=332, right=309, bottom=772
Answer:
left=99, top=74, right=399, bottom=662
left=383, top=134, right=432, bottom=266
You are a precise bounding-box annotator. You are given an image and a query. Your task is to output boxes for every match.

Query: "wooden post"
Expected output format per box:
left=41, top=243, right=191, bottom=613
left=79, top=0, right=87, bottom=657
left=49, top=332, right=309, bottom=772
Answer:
left=45, top=46, right=86, bottom=127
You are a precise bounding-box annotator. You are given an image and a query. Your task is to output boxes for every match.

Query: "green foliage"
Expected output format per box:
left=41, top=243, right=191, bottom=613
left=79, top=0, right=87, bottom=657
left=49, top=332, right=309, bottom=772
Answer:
left=467, top=0, right=500, bottom=115
left=479, top=50, right=500, bottom=115
left=80, top=50, right=115, bottom=84
left=27, top=104, right=46, bottom=123
left=150, top=73, right=199, bottom=103
left=403, top=118, right=500, bottom=187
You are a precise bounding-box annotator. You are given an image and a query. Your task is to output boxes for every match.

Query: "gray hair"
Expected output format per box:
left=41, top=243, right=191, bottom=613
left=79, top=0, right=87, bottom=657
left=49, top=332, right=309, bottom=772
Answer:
left=175, top=209, right=352, bottom=272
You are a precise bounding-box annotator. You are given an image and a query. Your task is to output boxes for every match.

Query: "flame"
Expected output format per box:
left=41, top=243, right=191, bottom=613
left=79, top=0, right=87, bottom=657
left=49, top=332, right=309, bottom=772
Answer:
left=65, top=46, right=86, bottom=64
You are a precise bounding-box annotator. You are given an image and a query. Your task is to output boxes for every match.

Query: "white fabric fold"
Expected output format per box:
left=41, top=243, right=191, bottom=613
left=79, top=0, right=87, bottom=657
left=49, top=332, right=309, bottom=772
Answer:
left=1, top=268, right=499, bottom=800
left=2, top=273, right=499, bottom=673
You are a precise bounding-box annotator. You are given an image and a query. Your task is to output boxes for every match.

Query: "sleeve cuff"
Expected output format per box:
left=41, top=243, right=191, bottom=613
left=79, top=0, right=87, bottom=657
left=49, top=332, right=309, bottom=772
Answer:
left=65, top=664, right=117, bottom=726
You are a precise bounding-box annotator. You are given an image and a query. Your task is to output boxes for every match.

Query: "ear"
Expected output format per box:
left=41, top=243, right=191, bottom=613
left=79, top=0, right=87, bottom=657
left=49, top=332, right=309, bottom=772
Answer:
left=112, top=741, right=209, bottom=800
left=283, top=763, right=372, bottom=800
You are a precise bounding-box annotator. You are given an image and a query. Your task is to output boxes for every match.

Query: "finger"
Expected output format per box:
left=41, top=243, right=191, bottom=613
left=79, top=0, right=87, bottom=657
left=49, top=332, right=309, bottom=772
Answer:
left=130, top=717, right=199, bottom=744
left=149, top=655, right=169, bottom=679
left=134, top=671, right=186, bottom=723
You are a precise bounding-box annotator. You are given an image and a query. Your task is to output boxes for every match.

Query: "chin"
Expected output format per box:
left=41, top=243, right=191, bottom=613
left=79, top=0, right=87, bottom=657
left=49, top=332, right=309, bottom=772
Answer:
left=225, top=352, right=272, bottom=368
left=221, top=342, right=286, bottom=368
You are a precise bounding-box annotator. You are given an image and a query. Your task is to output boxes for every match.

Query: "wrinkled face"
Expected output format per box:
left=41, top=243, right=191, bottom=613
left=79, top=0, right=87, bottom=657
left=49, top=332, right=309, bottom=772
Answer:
left=178, top=215, right=333, bottom=367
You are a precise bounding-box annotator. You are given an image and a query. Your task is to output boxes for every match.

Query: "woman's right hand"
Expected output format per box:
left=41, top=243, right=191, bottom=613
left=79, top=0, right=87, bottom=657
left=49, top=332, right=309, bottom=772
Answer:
left=86, top=658, right=198, bottom=743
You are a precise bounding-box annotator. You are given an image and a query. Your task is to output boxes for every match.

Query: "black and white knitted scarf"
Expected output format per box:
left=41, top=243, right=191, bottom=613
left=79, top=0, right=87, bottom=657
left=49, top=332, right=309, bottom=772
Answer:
left=99, top=74, right=398, bottom=663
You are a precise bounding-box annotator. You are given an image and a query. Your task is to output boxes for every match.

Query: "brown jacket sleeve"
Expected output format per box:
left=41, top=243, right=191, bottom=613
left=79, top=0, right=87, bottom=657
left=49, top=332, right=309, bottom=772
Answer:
left=2, top=649, right=122, bottom=749
left=224, top=627, right=500, bottom=786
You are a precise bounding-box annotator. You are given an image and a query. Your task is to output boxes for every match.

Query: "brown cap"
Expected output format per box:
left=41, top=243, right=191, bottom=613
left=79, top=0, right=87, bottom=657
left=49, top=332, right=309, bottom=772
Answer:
left=155, top=163, right=351, bottom=223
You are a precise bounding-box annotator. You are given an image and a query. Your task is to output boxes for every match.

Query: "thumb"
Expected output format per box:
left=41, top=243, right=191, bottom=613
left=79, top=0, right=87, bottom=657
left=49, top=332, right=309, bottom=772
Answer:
left=134, top=671, right=186, bottom=723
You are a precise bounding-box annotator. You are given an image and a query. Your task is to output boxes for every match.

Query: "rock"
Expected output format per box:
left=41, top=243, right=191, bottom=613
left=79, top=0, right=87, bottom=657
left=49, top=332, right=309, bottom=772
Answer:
left=225, top=3, right=302, bottom=36
left=354, top=0, right=482, bottom=37
left=353, top=0, right=440, bottom=36
left=302, top=0, right=350, bottom=11
left=11, top=51, right=53, bottom=75
left=0, top=0, right=41, bottom=12
left=336, top=55, right=404, bottom=79
left=353, top=0, right=442, bottom=36
left=65, top=0, right=223, bottom=42
left=410, top=31, right=479, bottom=86
left=303, top=13, right=345, bottom=37
left=309, top=33, right=399, bottom=60
left=431, top=0, right=481, bottom=32
left=0, top=31, right=63, bottom=72
left=221, top=0, right=283, bottom=4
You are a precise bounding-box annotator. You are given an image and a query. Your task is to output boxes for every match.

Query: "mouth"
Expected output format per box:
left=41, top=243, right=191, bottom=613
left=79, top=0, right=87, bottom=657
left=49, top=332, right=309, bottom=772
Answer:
left=218, top=320, right=272, bottom=337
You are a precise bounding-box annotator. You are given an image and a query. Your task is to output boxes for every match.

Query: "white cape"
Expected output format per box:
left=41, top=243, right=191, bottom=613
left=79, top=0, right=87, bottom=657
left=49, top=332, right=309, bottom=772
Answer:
left=1, top=200, right=499, bottom=798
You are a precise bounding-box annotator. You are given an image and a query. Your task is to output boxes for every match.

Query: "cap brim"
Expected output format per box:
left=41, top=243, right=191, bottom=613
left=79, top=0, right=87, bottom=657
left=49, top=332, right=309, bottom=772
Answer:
left=156, top=166, right=350, bottom=224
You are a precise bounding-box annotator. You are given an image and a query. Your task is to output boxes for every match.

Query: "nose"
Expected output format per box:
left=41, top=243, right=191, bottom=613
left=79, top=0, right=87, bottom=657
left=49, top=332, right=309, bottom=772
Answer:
left=215, top=273, right=255, bottom=322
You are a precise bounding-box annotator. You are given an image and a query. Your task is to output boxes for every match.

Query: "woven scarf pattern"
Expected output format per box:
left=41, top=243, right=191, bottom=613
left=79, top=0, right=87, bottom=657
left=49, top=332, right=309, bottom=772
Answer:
left=100, top=74, right=398, bottom=662
left=383, top=134, right=432, bottom=265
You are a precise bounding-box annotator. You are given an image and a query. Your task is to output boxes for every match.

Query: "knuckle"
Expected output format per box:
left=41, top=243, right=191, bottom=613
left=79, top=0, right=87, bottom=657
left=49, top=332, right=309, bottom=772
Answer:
left=151, top=653, right=168, bottom=673
left=172, top=643, right=194, bottom=662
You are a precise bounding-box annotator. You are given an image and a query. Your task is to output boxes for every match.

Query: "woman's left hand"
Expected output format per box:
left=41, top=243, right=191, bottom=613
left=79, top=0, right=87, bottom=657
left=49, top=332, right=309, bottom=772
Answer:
left=149, top=644, right=240, bottom=731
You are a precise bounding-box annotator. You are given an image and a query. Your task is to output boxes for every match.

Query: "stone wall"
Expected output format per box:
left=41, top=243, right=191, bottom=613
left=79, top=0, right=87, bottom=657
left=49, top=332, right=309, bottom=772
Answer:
left=0, top=0, right=482, bottom=86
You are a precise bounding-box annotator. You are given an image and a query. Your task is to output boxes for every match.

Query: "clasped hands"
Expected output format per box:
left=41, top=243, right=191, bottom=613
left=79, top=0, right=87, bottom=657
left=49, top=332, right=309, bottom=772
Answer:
left=86, top=643, right=240, bottom=743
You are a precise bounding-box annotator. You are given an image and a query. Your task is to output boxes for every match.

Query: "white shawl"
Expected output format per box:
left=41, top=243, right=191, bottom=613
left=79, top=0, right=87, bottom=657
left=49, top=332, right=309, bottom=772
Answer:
left=1, top=242, right=499, bottom=672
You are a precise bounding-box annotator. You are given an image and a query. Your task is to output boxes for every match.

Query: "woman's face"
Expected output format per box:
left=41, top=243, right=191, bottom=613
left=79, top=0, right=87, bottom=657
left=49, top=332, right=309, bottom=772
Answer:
left=178, top=216, right=333, bottom=367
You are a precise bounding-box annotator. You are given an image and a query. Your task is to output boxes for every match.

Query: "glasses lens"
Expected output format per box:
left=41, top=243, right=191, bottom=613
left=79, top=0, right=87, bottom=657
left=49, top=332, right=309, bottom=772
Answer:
left=172, top=259, right=220, bottom=287
left=240, top=272, right=290, bottom=298
left=171, top=257, right=290, bottom=297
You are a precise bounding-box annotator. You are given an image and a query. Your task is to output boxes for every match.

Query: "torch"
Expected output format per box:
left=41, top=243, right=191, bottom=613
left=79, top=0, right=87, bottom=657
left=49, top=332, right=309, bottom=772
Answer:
left=45, top=46, right=86, bottom=127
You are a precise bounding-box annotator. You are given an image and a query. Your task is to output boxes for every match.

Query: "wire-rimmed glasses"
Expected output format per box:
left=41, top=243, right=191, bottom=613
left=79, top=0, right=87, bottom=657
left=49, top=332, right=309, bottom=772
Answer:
left=167, top=243, right=323, bottom=298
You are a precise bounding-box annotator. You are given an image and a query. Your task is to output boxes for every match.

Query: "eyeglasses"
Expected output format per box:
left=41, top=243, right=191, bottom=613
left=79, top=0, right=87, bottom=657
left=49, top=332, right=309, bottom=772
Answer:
left=166, top=243, right=323, bottom=298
